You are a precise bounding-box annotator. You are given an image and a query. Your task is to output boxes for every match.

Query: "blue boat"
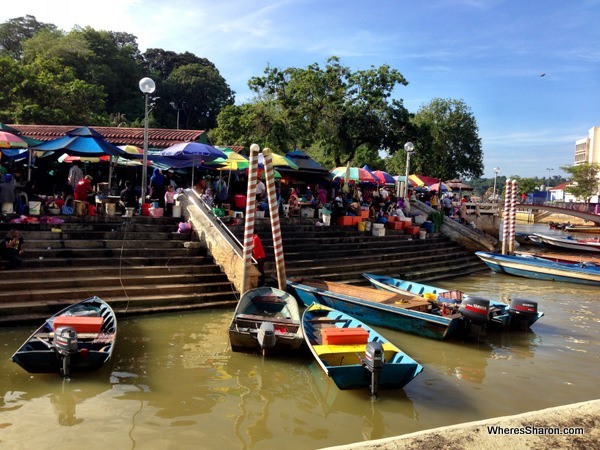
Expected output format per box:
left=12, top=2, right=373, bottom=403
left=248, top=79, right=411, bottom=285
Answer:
left=287, top=278, right=466, bottom=340
left=363, top=273, right=544, bottom=331
left=301, top=303, right=423, bottom=395
left=476, top=251, right=600, bottom=287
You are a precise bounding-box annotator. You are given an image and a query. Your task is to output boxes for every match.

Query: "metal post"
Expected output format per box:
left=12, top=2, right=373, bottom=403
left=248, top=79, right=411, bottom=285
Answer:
left=492, top=167, right=499, bottom=202
left=403, top=142, right=414, bottom=200
left=141, top=92, right=149, bottom=207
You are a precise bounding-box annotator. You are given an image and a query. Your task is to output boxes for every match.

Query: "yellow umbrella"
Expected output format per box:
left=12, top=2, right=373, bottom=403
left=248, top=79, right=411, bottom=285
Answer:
left=209, top=148, right=249, bottom=171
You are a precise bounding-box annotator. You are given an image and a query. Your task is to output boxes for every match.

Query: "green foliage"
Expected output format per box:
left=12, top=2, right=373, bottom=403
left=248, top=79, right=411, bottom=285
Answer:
left=0, top=15, right=56, bottom=60
left=561, top=163, right=600, bottom=203
left=410, top=98, right=483, bottom=180
left=428, top=210, right=444, bottom=233
left=509, top=176, right=538, bottom=197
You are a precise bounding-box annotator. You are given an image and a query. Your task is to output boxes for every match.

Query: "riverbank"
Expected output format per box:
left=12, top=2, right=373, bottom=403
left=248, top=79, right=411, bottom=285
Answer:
left=324, top=399, right=599, bottom=449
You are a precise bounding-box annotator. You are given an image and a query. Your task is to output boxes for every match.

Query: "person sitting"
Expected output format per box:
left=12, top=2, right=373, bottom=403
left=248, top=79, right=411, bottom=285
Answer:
left=347, top=198, right=361, bottom=216
left=288, top=188, right=299, bottom=212
left=0, top=229, right=24, bottom=270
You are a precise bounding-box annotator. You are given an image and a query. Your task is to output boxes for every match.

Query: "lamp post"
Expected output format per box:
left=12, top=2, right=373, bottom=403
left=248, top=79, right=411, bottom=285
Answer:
left=139, top=77, right=156, bottom=208
left=403, top=141, right=415, bottom=200
left=169, top=101, right=185, bottom=130
left=546, top=167, right=554, bottom=202
left=492, top=167, right=500, bottom=202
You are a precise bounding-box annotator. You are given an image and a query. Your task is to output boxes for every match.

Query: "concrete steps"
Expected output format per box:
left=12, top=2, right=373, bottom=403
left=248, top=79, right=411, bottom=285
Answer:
left=0, top=215, right=238, bottom=324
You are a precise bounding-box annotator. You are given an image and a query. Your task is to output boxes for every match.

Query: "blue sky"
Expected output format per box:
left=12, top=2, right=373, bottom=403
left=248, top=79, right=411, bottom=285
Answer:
left=3, top=0, right=600, bottom=178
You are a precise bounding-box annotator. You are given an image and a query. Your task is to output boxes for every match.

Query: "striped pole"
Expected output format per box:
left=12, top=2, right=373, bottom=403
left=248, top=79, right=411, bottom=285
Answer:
left=241, top=143, right=260, bottom=294
left=501, top=179, right=511, bottom=255
left=508, top=179, right=518, bottom=255
left=263, top=148, right=287, bottom=290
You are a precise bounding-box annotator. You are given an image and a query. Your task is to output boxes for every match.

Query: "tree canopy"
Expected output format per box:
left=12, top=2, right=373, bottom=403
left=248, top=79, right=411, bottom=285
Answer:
left=561, top=162, right=600, bottom=203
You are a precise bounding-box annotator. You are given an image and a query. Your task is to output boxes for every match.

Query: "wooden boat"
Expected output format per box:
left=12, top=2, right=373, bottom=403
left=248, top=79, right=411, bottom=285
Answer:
left=363, top=273, right=543, bottom=331
left=565, top=225, right=600, bottom=234
left=476, top=251, right=600, bottom=287
left=301, top=302, right=423, bottom=395
left=12, top=296, right=116, bottom=377
left=287, top=278, right=466, bottom=340
left=529, top=233, right=600, bottom=253
left=516, top=250, right=600, bottom=266
left=228, top=286, right=304, bottom=354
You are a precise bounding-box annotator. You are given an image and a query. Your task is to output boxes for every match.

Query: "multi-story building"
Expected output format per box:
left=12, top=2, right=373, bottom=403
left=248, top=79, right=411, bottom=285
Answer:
left=572, top=126, right=600, bottom=203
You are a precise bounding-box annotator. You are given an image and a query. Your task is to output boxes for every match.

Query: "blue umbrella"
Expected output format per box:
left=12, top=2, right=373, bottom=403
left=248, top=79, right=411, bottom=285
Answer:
left=33, top=126, right=126, bottom=157
left=159, top=142, right=226, bottom=186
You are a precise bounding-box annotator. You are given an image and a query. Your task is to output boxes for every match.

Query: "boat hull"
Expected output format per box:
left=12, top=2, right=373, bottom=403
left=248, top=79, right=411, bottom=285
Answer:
left=11, top=296, right=117, bottom=375
left=476, top=251, right=600, bottom=286
left=532, top=233, right=600, bottom=252
left=288, top=279, right=464, bottom=340
left=302, top=303, right=423, bottom=391
left=363, top=273, right=543, bottom=330
left=228, top=286, right=304, bottom=353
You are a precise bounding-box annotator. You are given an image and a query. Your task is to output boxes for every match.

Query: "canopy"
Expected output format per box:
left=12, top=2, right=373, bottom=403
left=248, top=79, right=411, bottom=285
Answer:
left=0, top=131, right=28, bottom=149
left=445, top=179, right=474, bottom=191
left=159, top=141, right=226, bottom=186
left=285, top=149, right=329, bottom=173
left=257, top=152, right=299, bottom=170
left=209, top=147, right=249, bottom=171
left=371, top=170, right=396, bottom=185
left=429, top=182, right=450, bottom=192
left=330, top=166, right=378, bottom=183
left=33, top=126, right=126, bottom=157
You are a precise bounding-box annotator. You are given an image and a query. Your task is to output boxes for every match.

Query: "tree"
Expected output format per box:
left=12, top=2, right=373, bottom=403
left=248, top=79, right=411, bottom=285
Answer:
left=245, top=57, right=411, bottom=165
left=0, top=15, right=56, bottom=60
left=561, top=163, right=600, bottom=204
left=410, top=98, right=483, bottom=180
left=509, top=176, right=538, bottom=199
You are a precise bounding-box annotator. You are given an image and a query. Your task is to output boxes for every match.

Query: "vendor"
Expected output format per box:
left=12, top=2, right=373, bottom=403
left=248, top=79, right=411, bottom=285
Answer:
left=74, top=175, right=95, bottom=203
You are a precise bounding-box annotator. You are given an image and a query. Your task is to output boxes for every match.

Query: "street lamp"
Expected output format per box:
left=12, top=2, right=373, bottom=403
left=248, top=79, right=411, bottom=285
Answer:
left=403, top=141, right=415, bottom=200
left=492, top=167, right=500, bottom=202
left=139, top=77, right=156, bottom=208
left=546, top=167, right=554, bottom=202
left=170, top=101, right=185, bottom=130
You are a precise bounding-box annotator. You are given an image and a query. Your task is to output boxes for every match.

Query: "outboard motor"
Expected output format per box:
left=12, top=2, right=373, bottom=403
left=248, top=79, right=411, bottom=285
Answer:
left=257, top=322, right=276, bottom=354
left=361, top=341, right=385, bottom=397
left=54, top=326, right=78, bottom=377
left=509, top=298, right=538, bottom=331
left=459, top=296, right=490, bottom=338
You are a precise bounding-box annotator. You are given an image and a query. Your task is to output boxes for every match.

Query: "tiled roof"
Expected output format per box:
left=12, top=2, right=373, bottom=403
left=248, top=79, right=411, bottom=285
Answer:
left=8, top=124, right=210, bottom=149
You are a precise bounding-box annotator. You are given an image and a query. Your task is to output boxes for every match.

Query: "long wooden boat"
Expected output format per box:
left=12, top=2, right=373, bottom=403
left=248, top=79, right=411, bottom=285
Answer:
left=287, top=278, right=466, bottom=340
left=363, top=273, right=543, bottom=330
left=476, top=251, right=600, bottom=286
left=565, top=225, right=600, bottom=234
left=12, top=296, right=117, bottom=377
left=516, top=250, right=600, bottom=266
left=301, top=302, right=423, bottom=395
left=529, top=233, right=600, bottom=253
left=228, top=286, right=304, bottom=354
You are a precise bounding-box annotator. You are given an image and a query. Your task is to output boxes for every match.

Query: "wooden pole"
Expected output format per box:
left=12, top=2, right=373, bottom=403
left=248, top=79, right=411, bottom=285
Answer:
left=508, top=179, right=518, bottom=255
left=501, top=179, right=511, bottom=255
left=240, top=144, right=259, bottom=294
left=263, top=148, right=286, bottom=290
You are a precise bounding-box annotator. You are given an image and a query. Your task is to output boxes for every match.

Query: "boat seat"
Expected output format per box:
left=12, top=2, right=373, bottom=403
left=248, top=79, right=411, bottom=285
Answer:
left=236, top=314, right=299, bottom=325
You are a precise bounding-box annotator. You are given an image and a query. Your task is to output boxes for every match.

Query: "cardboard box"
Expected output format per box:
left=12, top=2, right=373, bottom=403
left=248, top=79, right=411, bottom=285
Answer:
left=53, top=316, right=103, bottom=334
left=322, top=327, right=369, bottom=345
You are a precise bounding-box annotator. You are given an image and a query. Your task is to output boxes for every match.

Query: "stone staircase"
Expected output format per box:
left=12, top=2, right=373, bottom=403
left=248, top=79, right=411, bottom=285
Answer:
left=0, top=216, right=238, bottom=325
left=231, top=221, right=487, bottom=285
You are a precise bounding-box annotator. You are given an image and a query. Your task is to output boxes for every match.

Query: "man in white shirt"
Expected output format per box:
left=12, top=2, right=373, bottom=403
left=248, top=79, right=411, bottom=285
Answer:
left=256, top=180, right=266, bottom=200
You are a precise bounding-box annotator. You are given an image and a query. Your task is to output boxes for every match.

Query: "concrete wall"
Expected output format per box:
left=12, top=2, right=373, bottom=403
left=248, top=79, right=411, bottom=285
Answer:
left=184, top=197, right=258, bottom=293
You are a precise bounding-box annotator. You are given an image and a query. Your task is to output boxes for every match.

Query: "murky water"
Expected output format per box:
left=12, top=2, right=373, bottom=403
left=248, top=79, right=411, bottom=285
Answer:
left=1, top=224, right=599, bottom=449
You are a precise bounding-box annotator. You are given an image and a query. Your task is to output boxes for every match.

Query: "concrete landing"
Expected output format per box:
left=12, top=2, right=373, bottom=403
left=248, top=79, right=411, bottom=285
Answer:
left=324, top=399, right=599, bottom=450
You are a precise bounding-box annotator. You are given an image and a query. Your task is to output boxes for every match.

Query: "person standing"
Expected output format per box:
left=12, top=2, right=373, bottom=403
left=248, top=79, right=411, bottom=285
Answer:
left=252, top=233, right=266, bottom=286
left=149, top=168, right=166, bottom=208
left=67, top=162, right=84, bottom=194
left=164, top=185, right=175, bottom=216
left=74, top=175, right=94, bottom=202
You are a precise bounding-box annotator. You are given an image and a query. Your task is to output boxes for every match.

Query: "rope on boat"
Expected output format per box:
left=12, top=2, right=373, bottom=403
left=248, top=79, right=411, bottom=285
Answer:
left=241, top=144, right=260, bottom=293
left=262, top=148, right=287, bottom=290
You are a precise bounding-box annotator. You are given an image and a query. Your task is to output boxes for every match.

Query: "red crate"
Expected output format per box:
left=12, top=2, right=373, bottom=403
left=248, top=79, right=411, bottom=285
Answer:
left=386, top=221, right=404, bottom=230
left=322, top=327, right=369, bottom=345
left=53, top=316, right=104, bottom=334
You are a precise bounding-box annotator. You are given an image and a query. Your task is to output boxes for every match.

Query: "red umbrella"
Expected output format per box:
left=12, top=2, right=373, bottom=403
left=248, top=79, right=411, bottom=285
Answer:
left=0, top=131, right=28, bottom=149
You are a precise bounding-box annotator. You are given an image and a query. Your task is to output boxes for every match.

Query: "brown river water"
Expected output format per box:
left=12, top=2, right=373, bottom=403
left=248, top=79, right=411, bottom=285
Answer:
left=1, top=225, right=599, bottom=449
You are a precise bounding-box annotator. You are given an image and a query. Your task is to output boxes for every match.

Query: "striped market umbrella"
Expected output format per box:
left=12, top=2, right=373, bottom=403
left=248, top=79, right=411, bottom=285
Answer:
left=330, top=166, right=378, bottom=183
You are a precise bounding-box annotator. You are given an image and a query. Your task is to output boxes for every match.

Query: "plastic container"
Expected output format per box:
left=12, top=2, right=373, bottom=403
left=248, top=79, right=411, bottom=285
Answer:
left=105, top=203, right=116, bottom=216
left=53, top=316, right=103, bottom=334
left=1, top=203, right=14, bottom=214
left=172, top=205, right=182, bottom=218
left=322, top=327, right=369, bottom=345
left=357, top=221, right=366, bottom=232
left=28, top=201, right=41, bottom=215
left=141, top=203, right=151, bottom=216
left=420, top=230, right=427, bottom=239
